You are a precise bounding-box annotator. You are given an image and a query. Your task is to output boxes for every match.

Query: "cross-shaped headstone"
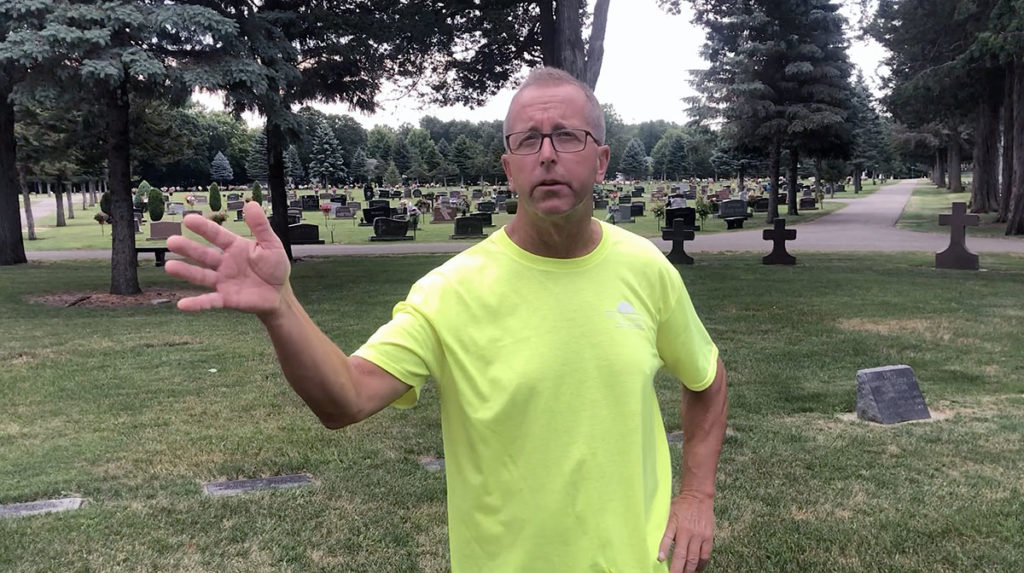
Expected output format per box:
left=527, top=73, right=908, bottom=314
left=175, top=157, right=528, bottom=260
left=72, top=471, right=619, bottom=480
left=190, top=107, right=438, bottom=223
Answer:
left=935, top=202, right=980, bottom=270
left=662, top=218, right=695, bottom=265
left=762, top=218, right=796, bottom=265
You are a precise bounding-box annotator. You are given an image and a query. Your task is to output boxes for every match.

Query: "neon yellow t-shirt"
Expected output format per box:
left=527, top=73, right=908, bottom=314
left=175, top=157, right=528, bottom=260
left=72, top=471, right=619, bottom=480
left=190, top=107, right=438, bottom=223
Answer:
left=353, top=220, right=718, bottom=572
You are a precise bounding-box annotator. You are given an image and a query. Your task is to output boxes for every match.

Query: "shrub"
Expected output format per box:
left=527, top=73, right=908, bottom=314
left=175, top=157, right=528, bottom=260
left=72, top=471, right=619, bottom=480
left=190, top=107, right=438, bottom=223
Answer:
left=147, top=188, right=165, bottom=221
left=100, top=192, right=111, bottom=216
left=209, top=182, right=222, bottom=212
left=505, top=199, right=518, bottom=214
left=135, top=180, right=152, bottom=209
left=209, top=212, right=227, bottom=225
left=251, top=181, right=263, bottom=204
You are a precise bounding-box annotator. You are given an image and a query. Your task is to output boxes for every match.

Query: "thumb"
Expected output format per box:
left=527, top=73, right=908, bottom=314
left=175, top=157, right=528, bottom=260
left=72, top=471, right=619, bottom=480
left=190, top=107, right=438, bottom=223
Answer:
left=659, top=517, right=677, bottom=562
left=244, top=201, right=281, bottom=248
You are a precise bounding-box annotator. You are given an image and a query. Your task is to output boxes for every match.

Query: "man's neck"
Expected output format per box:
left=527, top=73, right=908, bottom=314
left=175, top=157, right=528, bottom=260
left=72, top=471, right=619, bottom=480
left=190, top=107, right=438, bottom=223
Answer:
left=506, top=210, right=602, bottom=259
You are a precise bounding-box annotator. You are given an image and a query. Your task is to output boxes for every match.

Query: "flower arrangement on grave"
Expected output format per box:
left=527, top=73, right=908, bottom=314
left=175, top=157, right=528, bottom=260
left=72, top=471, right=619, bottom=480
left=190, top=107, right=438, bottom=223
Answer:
left=458, top=195, right=471, bottom=216
left=320, top=203, right=336, bottom=243
left=209, top=212, right=227, bottom=225
left=652, top=203, right=666, bottom=229
left=694, top=195, right=711, bottom=227
left=94, top=212, right=109, bottom=235
left=185, top=193, right=196, bottom=207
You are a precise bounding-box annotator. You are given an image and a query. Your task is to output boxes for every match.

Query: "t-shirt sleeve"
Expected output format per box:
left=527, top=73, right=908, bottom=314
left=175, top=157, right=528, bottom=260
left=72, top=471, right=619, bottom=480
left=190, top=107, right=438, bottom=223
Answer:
left=351, top=278, right=443, bottom=409
left=656, top=276, right=719, bottom=392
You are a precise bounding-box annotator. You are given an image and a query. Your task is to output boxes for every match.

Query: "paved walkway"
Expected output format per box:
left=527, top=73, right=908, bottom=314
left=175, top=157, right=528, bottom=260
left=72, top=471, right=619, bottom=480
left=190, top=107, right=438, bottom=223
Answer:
left=24, top=180, right=1024, bottom=262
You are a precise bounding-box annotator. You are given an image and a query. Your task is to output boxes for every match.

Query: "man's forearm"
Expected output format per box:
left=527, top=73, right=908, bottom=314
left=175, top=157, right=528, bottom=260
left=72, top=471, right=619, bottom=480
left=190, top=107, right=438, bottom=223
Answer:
left=259, top=285, right=363, bottom=428
left=679, top=357, right=728, bottom=498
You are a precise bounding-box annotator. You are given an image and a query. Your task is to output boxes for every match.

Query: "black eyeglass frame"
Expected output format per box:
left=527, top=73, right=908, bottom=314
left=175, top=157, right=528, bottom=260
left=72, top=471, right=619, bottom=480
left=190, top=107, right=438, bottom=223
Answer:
left=504, top=128, right=601, bottom=155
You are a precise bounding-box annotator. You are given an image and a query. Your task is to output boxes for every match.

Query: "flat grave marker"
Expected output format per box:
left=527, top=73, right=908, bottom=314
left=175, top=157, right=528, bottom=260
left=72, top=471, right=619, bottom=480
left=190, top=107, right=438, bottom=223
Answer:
left=856, top=365, right=931, bottom=424
left=203, top=474, right=315, bottom=497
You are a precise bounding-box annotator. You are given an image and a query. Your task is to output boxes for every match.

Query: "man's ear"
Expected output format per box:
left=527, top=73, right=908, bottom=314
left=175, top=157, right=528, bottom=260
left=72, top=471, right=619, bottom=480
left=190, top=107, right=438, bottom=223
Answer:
left=501, top=154, right=514, bottom=189
left=594, top=145, right=611, bottom=183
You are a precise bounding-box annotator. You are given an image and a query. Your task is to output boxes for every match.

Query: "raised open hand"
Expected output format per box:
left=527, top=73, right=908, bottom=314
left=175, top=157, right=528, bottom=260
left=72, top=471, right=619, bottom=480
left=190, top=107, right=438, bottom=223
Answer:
left=165, top=201, right=290, bottom=317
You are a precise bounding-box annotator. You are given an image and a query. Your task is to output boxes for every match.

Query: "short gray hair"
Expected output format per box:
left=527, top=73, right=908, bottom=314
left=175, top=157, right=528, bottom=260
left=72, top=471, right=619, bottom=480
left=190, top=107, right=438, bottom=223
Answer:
left=503, top=67, right=606, bottom=149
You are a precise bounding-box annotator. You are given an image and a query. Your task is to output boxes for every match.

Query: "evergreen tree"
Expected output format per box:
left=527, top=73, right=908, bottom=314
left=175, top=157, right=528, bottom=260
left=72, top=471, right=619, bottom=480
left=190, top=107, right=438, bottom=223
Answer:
left=210, top=151, right=234, bottom=183
left=251, top=181, right=263, bottom=204
left=208, top=182, right=222, bottom=212
left=349, top=148, right=369, bottom=184
left=619, top=138, right=648, bottom=180
left=383, top=160, right=401, bottom=187
left=450, top=135, right=482, bottom=184
left=308, top=120, right=346, bottom=187
left=284, top=145, right=304, bottom=187
left=651, top=130, right=689, bottom=180
left=245, top=129, right=269, bottom=184
left=390, top=138, right=412, bottom=174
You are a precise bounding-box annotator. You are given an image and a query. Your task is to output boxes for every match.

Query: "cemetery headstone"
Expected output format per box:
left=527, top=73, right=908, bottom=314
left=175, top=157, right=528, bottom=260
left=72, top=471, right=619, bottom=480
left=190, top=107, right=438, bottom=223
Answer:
left=182, top=209, right=203, bottom=217
left=370, top=217, right=413, bottom=241
left=630, top=202, right=645, bottom=217
left=329, top=195, right=348, bottom=204
left=594, top=198, right=609, bottom=209
left=167, top=202, right=184, bottom=216
left=609, top=204, right=634, bottom=224
left=289, top=199, right=302, bottom=208
left=431, top=202, right=457, bottom=223
left=288, top=223, right=324, bottom=244
left=194, top=195, right=208, bottom=204
left=718, top=199, right=749, bottom=229
left=148, top=221, right=181, bottom=241
left=360, top=204, right=390, bottom=226
left=662, top=219, right=695, bottom=265
left=762, top=218, right=797, bottom=265
left=226, top=200, right=244, bottom=212
left=412, top=188, right=422, bottom=198
left=477, top=200, right=496, bottom=213
left=471, top=190, right=483, bottom=200
left=369, top=199, right=390, bottom=210
left=936, top=202, right=980, bottom=270
left=470, top=212, right=494, bottom=227
left=203, top=474, right=315, bottom=497
left=348, top=201, right=361, bottom=211
left=0, top=498, right=86, bottom=518
left=320, top=192, right=333, bottom=200
left=450, top=216, right=487, bottom=239
left=618, top=195, right=632, bottom=204
left=798, top=196, right=818, bottom=211
left=226, top=193, right=241, bottom=202
left=856, top=365, right=931, bottom=424
left=717, top=189, right=731, bottom=201
left=752, top=197, right=770, bottom=212
left=300, top=195, right=319, bottom=211
left=235, top=209, right=245, bottom=222
left=333, top=205, right=355, bottom=219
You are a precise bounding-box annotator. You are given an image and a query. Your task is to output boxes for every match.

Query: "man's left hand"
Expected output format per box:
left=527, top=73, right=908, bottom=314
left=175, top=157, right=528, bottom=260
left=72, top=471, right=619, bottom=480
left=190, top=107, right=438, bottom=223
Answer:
left=658, top=493, right=714, bottom=573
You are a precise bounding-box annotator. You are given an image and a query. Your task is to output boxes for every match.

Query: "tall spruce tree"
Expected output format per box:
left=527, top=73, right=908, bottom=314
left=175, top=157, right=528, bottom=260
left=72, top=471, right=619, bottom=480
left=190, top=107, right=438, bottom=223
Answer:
left=308, top=120, right=345, bottom=187
left=619, top=138, right=648, bottom=180
left=245, top=129, right=269, bottom=184
left=284, top=145, right=304, bottom=188
left=210, top=151, right=234, bottom=183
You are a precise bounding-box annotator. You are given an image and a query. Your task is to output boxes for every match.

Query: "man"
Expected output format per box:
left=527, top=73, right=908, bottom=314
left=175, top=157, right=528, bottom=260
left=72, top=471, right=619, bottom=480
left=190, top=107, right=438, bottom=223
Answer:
left=165, top=67, right=727, bottom=573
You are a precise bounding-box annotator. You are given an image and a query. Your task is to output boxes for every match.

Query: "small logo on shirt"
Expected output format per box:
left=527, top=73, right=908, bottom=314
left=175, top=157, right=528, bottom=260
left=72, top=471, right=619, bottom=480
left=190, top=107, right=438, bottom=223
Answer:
left=606, top=301, right=646, bottom=330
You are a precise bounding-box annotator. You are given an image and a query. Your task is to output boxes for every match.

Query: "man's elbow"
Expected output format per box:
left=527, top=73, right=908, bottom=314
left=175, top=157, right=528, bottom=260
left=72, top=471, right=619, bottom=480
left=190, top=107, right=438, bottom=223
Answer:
left=316, top=406, right=366, bottom=430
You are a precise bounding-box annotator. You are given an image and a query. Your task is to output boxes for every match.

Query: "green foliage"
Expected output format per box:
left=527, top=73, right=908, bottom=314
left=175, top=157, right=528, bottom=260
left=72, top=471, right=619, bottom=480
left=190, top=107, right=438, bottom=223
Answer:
left=284, top=145, right=304, bottom=187
left=209, top=212, right=227, bottom=225
left=694, top=195, right=711, bottom=226
left=134, top=181, right=152, bottom=210
left=383, top=161, right=401, bottom=187
left=147, top=188, right=164, bottom=222
left=208, top=182, right=222, bottom=212
left=308, top=120, right=345, bottom=187
left=99, top=192, right=111, bottom=216
left=619, top=138, right=648, bottom=179
left=209, top=151, right=234, bottom=183
left=504, top=199, right=518, bottom=215
left=245, top=129, right=268, bottom=184
left=251, top=181, right=263, bottom=204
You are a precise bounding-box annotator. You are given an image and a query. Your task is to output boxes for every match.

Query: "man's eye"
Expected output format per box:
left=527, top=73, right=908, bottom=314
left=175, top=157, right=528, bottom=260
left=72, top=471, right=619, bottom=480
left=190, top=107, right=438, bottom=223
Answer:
left=519, top=133, right=540, bottom=143
left=555, top=130, right=581, bottom=141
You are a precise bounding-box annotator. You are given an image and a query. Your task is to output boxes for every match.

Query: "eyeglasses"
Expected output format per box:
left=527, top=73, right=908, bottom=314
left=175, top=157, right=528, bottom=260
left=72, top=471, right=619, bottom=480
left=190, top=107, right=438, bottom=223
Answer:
left=505, top=129, right=598, bottom=155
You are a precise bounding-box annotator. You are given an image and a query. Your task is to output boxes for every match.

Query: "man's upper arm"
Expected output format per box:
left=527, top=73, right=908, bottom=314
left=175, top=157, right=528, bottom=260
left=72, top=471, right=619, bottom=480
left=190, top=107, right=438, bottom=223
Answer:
left=349, top=356, right=416, bottom=421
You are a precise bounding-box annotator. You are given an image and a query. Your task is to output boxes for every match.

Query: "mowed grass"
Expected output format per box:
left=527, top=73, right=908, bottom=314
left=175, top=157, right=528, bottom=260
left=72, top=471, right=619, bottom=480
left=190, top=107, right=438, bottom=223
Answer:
left=898, top=182, right=1019, bottom=238
left=4, top=253, right=1023, bottom=571
left=19, top=187, right=848, bottom=250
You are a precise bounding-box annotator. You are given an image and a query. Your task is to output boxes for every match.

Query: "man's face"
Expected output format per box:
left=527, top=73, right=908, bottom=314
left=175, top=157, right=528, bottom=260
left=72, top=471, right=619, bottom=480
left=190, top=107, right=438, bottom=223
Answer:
left=501, top=84, right=610, bottom=220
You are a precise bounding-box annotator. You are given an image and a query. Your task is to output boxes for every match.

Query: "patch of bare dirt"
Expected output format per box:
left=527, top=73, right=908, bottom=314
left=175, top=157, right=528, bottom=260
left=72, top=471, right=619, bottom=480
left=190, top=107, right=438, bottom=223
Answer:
left=28, top=289, right=206, bottom=308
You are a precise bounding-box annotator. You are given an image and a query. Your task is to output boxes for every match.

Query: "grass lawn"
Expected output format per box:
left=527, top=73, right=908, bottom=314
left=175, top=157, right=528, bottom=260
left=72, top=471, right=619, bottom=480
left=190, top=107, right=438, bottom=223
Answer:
left=2, top=252, right=1023, bottom=571
left=898, top=182, right=1018, bottom=238
left=20, top=190, right=849, bottom=251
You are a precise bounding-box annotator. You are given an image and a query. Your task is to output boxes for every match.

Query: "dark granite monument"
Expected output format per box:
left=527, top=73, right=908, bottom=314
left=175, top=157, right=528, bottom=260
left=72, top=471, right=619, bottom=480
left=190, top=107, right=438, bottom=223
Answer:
left=470, top=212, right=494, bottom=227
left=662, top=218, right=695, bottom=265
left=630, top=202, right=645, bottom=217
left=360, top=204, right=390, bottom=226
left=288, top=223, right=324, bottom=244
left=300, top=195, right=319, bottom=211
left=663, top=207, right=699, bottom=232
left=609, top=204, right=634, bottom=224
left=798, top=196, right=818, bottom=211
left=752, top=197, right=770, bottom=213
left=370, top=217, right=413, bottom=241
left=451, top=216, right=487, bottom=239
left=477, top=200, right=496, bottom=213
left=431, top=203, right=457, bottom=223
left=368, top=199, right=390, bottom=210
left=762, top=218, right=796, bottom=265
left=936, top=202, right=980, bottom=270
left=718, top=199, right=749, bottom=229
left=856, top=365, right=931, bottom=424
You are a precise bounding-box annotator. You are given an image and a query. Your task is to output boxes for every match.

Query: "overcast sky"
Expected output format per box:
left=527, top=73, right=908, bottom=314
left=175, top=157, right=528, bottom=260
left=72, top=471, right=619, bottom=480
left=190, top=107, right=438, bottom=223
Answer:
left=196, top=1, right=888, bottom=129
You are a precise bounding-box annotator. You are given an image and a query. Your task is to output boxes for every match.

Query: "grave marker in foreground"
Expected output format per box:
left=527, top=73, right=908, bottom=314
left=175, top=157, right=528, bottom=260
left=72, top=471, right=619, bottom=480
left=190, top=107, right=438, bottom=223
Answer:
left=856, top=365, right=931, bottom=424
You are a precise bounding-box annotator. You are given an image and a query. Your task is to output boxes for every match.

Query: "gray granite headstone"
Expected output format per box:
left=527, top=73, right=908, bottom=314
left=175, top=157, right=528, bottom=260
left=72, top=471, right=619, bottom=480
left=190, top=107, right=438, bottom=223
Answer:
left=0, top=497, right=85, bottom=518
left=856, top=365, right=931, bottom=424
left=202, top=474, right=315, bottom=497
left=936, top=202, right=980, bottom=270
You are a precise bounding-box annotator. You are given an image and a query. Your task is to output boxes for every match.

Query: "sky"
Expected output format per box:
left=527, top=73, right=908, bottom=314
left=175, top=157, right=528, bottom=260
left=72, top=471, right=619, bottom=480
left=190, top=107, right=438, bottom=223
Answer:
left=195, top=1, right=889, bottom=129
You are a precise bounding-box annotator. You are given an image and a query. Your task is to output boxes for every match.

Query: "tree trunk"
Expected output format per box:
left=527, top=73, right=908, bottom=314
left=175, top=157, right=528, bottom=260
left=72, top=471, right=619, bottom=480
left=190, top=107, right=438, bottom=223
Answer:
left=0, top=75, right=27, bottom=265
left=89, top=180, right=97, bottom=206
left=947, top=133, right=962, bottom=192
left=108, top=78, right=141, bottom=294
left=539, top=0, right=557, bottom=68
left=1007, top=60, right=1024, bottom=235
left=934, top=148, right=946, bottom=187
left=998, top=65, right=1015, bottom=223
left=584, top=0, right=610, bottom=89
left=786, top=146, right=798, bottom=216
left=81, top=182, right=87, bottom=210
left=65, top=182, right=75, bottom=219
left=737, top=164, right=745, bottom=199
left=266, top=119, right=294, bottom=261
left=767, top=137, right=781, bottom=223
left=19, top=167, right=35, bottom=241
left=815, top=158, right=823, bottom=194
left=54, top=179, right=66, bottom=227
left=853, top=166, right=863, bottom=193
left=555, top=0, right=586, bottom=82
left=972, top=82, right=1001, bottom=213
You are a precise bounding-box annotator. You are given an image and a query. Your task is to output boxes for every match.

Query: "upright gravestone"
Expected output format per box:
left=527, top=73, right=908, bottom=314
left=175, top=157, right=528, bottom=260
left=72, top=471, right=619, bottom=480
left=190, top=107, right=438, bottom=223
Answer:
left=288, top=223, right=325, bottom=245
left=431, top=203, right=456, bottom=223
left=148, top=221, right=182, bottom=241
left=450, top=216, right=486, bottom=239
left=370, top=217, right=413, bottom=241
left=935, top=202, right=980, bottom=271
left=300, top=195, right=319, bottom=211
left=856, top=365, right=931, bottom=424
left=360, top=204, right=389, bottom=226
left=762, top=218, right=796, bottom=265
left=662, top=218, right=695, bottom=265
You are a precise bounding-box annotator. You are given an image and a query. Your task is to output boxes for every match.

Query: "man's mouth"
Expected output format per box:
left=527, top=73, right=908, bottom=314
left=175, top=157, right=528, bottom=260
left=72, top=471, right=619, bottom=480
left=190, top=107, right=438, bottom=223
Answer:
left=538, top=179, right=566, bottom=187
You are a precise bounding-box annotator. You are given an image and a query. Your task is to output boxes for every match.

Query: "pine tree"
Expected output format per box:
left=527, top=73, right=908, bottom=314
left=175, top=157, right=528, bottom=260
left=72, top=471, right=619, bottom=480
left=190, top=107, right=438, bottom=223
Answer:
left=208, top=182, right=222, bottom=212
left=246, top=129, right=269, bottom=184
left=383, top=161, right=401, bottom=187
left=349, top=148, right=369, bottom=184
left=284, top=145, right=304, bottom=187
left=308, top=120, right=346, bottom=187
left=619, top=138, right=648, bottom=180
left=210, top=151, right=234, bottom=183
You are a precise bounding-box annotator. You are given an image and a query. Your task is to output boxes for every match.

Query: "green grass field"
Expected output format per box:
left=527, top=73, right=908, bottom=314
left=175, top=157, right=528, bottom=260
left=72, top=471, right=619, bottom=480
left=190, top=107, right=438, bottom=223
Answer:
left=19, top=184, right=855, bottom=250
left=2, top=252, right=1023, bottom=571
left=898, top=182, right=1014, bottom=237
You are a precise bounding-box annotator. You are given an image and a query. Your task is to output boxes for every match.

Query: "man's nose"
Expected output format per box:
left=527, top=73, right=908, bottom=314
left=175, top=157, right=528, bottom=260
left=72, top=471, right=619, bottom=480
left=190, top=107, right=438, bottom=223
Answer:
left=538, top=134, right=558, bottom=163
